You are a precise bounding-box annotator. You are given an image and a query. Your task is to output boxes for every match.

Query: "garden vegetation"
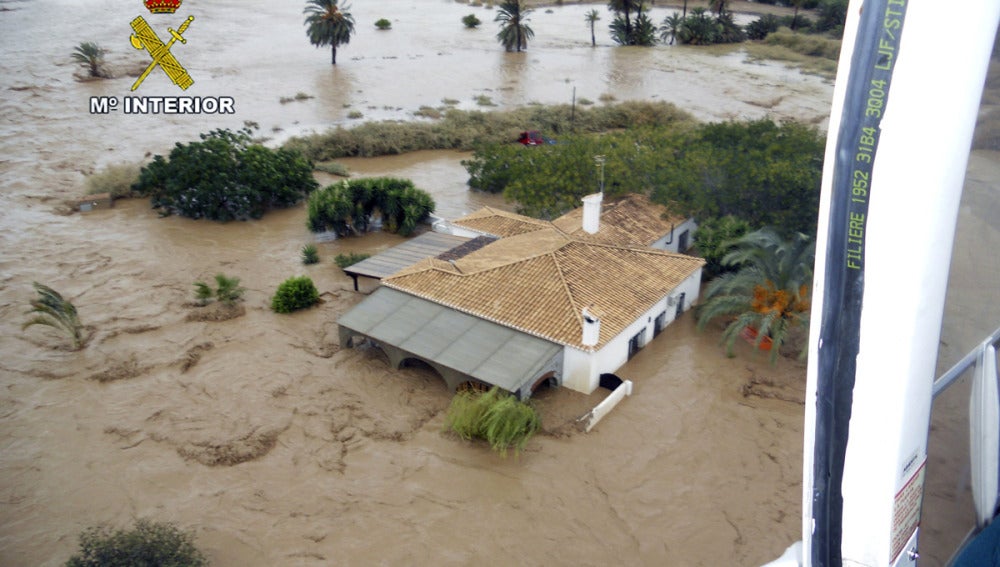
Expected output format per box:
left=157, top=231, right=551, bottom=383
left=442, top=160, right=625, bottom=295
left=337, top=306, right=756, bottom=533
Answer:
left=23, top=282, right=86, bottom=350
left=64, top=519, right=206, bottom=567
left=306, top=177, right=435, bottom=237
left=193, top=273, right=245, bottom=306
left=272, top=276, right=320, bottom=313
left=445, top=387, right=541, bottom=457
left=133, top=128, right=317, bottom=221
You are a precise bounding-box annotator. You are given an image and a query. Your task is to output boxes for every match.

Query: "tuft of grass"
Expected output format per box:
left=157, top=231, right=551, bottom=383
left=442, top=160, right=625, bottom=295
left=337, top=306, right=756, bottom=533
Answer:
left=314, top=161, right=350, bottom=176
left=334, top=252, right=370, bottom=268
left=744, top=28, right=841, bottom=78
left=474, top=94, right=495, bottom=107
left=445, top=387, right=540, bottom=457
left=347, top=110, right=364, bottom=119
left=577, top=97, right=594, bottom=106
left=65, top=519, right=206, bottom=567
left=192, top=273, right=245, bottom=306
left=414, top=106, right=443, bottom=119
left=283, top=101, right=695, bottom=160
left=598, top=93, right=617, bottom=103
left=441, top=98, right=460, bottom=105
left=85, top=162, right=142, bottom=199
left=23, top=282, right=85, bottom=350
left=302, top=243, right=320, bottom=265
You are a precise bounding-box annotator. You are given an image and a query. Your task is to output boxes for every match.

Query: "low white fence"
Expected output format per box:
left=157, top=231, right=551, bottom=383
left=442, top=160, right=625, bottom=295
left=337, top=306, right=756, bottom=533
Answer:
left=577, top=379, right=633, bottom=433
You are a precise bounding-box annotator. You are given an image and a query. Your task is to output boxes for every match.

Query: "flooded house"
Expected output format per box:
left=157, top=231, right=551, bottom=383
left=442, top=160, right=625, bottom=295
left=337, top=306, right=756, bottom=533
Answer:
left=337, top=193, right=705, bottom=397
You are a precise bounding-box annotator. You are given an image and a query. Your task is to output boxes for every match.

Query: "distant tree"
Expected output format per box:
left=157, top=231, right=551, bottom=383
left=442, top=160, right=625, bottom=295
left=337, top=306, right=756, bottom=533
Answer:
left=463, top=13, right=482, bottom=29
left=495, top=0, right=534, bottom=52
left=72, top=42, right=106, bottom=78
left=303, top=0, right=356, bottom=65
left=697, top=229, right=815, bottom=362
left=607, top=0, right=640, bottom=41
left=585, top=9, right=601, bottom=47
left=23, top=282, right=85, bottom=350
left=677, top=8, right=720, bottom=45
left=610, top=0, right=656, bottom=46
left=660, top=12, right=683, bottom=45
left=307, top=177, right=435, bottom=237
left=709, top=0, right=729, bottom=16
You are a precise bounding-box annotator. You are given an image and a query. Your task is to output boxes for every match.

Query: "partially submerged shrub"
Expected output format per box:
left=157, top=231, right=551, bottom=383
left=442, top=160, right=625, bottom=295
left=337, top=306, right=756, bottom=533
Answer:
left=65, top=519, right=206, bottom=567
left=445, top=387, right=540, bottom=457
left=85, top=162, right=141, bottom=199
left=302, top=243, right=320, bottom=265
left=272, top=276, right=319, bottom=313
left=313, top=161, right=350, bottom=176
left=23, top=282, right=85, bottom=350
left=375, top=18, right=391, bottom=30
left=193, top=273, right=245, bottom=306
left=462, top=14, right=482, bottom=28
left=133, top=127, right=317, bottom=221
left=334, top=252, right=371, bottom=268
left=307, top=177, right=435, bottom=237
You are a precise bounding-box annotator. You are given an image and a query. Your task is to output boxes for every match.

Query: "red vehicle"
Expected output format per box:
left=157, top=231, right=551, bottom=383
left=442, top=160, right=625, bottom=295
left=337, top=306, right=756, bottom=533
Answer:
left=517, top=130, right=555, bottom=146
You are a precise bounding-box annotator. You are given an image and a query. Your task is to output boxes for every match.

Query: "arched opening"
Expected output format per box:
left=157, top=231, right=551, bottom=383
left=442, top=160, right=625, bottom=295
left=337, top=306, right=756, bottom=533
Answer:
left=531, top=371, right=558, bottom=394
left=398, top=357, right=451, bottom=392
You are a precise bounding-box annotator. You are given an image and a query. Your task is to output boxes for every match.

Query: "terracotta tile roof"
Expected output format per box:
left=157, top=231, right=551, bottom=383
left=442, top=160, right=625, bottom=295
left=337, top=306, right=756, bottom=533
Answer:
left=383, top=228, right=705, bottom=351
left=450, top=207, right=551, bottom=238
left=551, top=193, right=687, bottom=247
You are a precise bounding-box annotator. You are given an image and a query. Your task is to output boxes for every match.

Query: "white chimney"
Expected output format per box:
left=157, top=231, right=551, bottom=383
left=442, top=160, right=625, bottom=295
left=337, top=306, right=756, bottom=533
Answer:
left=581, top=192, right=603, bottom=235
left=582, top=306, right=601, bottom=347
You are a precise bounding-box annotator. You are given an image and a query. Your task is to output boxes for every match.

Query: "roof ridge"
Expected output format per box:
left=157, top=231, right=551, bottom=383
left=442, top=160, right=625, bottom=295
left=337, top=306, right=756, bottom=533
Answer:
left=549, top=248, right=585, bottom=342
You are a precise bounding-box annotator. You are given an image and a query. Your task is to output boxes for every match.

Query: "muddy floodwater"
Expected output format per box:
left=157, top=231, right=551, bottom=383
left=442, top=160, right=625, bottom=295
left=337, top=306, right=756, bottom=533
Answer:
left=1, top=0, right=998, bottom=565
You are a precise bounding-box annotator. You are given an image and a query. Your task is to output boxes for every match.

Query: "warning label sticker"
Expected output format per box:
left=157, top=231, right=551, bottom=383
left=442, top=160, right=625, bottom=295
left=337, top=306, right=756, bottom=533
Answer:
left=891, top=460, right=926, bottom=563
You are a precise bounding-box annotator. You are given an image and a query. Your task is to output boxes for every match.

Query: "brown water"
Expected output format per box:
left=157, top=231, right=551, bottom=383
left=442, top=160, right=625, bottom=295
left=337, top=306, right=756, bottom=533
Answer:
left=0, top=0, right=996, bottom=565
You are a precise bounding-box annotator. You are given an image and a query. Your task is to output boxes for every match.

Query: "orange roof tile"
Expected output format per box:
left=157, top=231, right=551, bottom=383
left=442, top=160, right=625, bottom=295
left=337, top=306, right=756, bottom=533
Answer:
left=383, top=228, right=704, bottom=351
left=551, top=193, right=687, bottom=247
left=450, top=207, right=551, bottom=238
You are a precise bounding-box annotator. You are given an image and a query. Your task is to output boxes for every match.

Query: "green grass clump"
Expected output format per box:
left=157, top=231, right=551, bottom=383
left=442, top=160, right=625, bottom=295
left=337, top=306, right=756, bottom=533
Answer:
left=85, top=162, right=142, bottom=198
left=65, top=519, right=206, bottom=567
left=271, top=276, right=319, bottom=313
left=282, top=101, right=695, bottom=160
left=334, top=252, right=371, bottom=268
left=744, top=28, right=841, bottom=78
left=313, top=161, right=350, bottom=176
left=302, top=243, right=320, bottom=265
left=445, top=387, right=540, bottom=457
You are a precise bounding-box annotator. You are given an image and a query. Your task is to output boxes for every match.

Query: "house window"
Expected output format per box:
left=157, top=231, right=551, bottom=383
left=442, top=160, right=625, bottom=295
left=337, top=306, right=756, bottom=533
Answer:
left=628, top=328, right=647, bottom=360
left=653, top=311, right=667, bottom=337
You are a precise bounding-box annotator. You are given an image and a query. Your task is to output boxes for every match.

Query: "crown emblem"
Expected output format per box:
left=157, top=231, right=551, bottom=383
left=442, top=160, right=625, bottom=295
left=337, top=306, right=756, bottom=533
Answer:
left=144, top=0, right=182, bottom=14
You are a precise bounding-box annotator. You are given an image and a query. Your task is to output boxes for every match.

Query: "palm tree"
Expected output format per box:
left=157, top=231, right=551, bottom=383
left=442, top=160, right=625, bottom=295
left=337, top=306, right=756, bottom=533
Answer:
left=585, top=9, right=601, bottom=47
left=495, top=0, right=534, bottom=52
left=709, top=0, right=729, bottom=17
left=607, top=0, right=640, bottom=40
left=72, top=42, right=105, bottom=78
left=303, top=0, right=356, bottom=65
left=660, top=12, right=683, bottom=45
left=23, top=282, right=85, bottom=350
left=697, top=229, right=815, bottom=362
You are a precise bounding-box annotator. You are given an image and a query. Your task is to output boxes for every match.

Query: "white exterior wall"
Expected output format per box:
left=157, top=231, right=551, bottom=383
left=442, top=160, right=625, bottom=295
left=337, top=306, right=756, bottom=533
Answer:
left=560, top=269, right=703, bottom=394
left=651, top=218, right=699, bottom=254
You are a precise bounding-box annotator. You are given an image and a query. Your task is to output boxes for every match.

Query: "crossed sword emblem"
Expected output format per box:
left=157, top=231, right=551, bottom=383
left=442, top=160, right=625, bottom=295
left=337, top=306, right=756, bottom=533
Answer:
left=129, top=15, right=194, bottom=91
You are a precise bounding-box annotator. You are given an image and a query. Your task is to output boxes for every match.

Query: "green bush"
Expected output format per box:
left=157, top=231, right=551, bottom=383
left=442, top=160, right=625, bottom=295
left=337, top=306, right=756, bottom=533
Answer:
left=314, top=161, right=350, bottom=176
left=764, top=28, right=841, bottom=60
left=133, top=128, right=318, bottom=221
left=374, top=18, right=391, bottom=30
left=445, top=387, right=540, bottom=457
left=271, top=276, right=319, bottom=313
left=462, top=14, right=481, bottom=28
left=302, top=244, right=320, bottom=265
left=692, top=215, right=753, bottom=279
left=306, top=178, right=435, bottom=237
left=334, top=252, right=371, bottom=268
left=65, top=519, right=206, bottom=567
left=85, top=162, right=141, bottom=199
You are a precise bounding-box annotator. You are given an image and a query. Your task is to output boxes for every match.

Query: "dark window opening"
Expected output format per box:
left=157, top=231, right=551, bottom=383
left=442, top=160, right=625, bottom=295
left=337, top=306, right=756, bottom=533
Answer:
left=654, top=311, right=667, bottom=337
left=678, top=230, right=690, bottom=252
left=628, top=328, right=647, bottom=360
